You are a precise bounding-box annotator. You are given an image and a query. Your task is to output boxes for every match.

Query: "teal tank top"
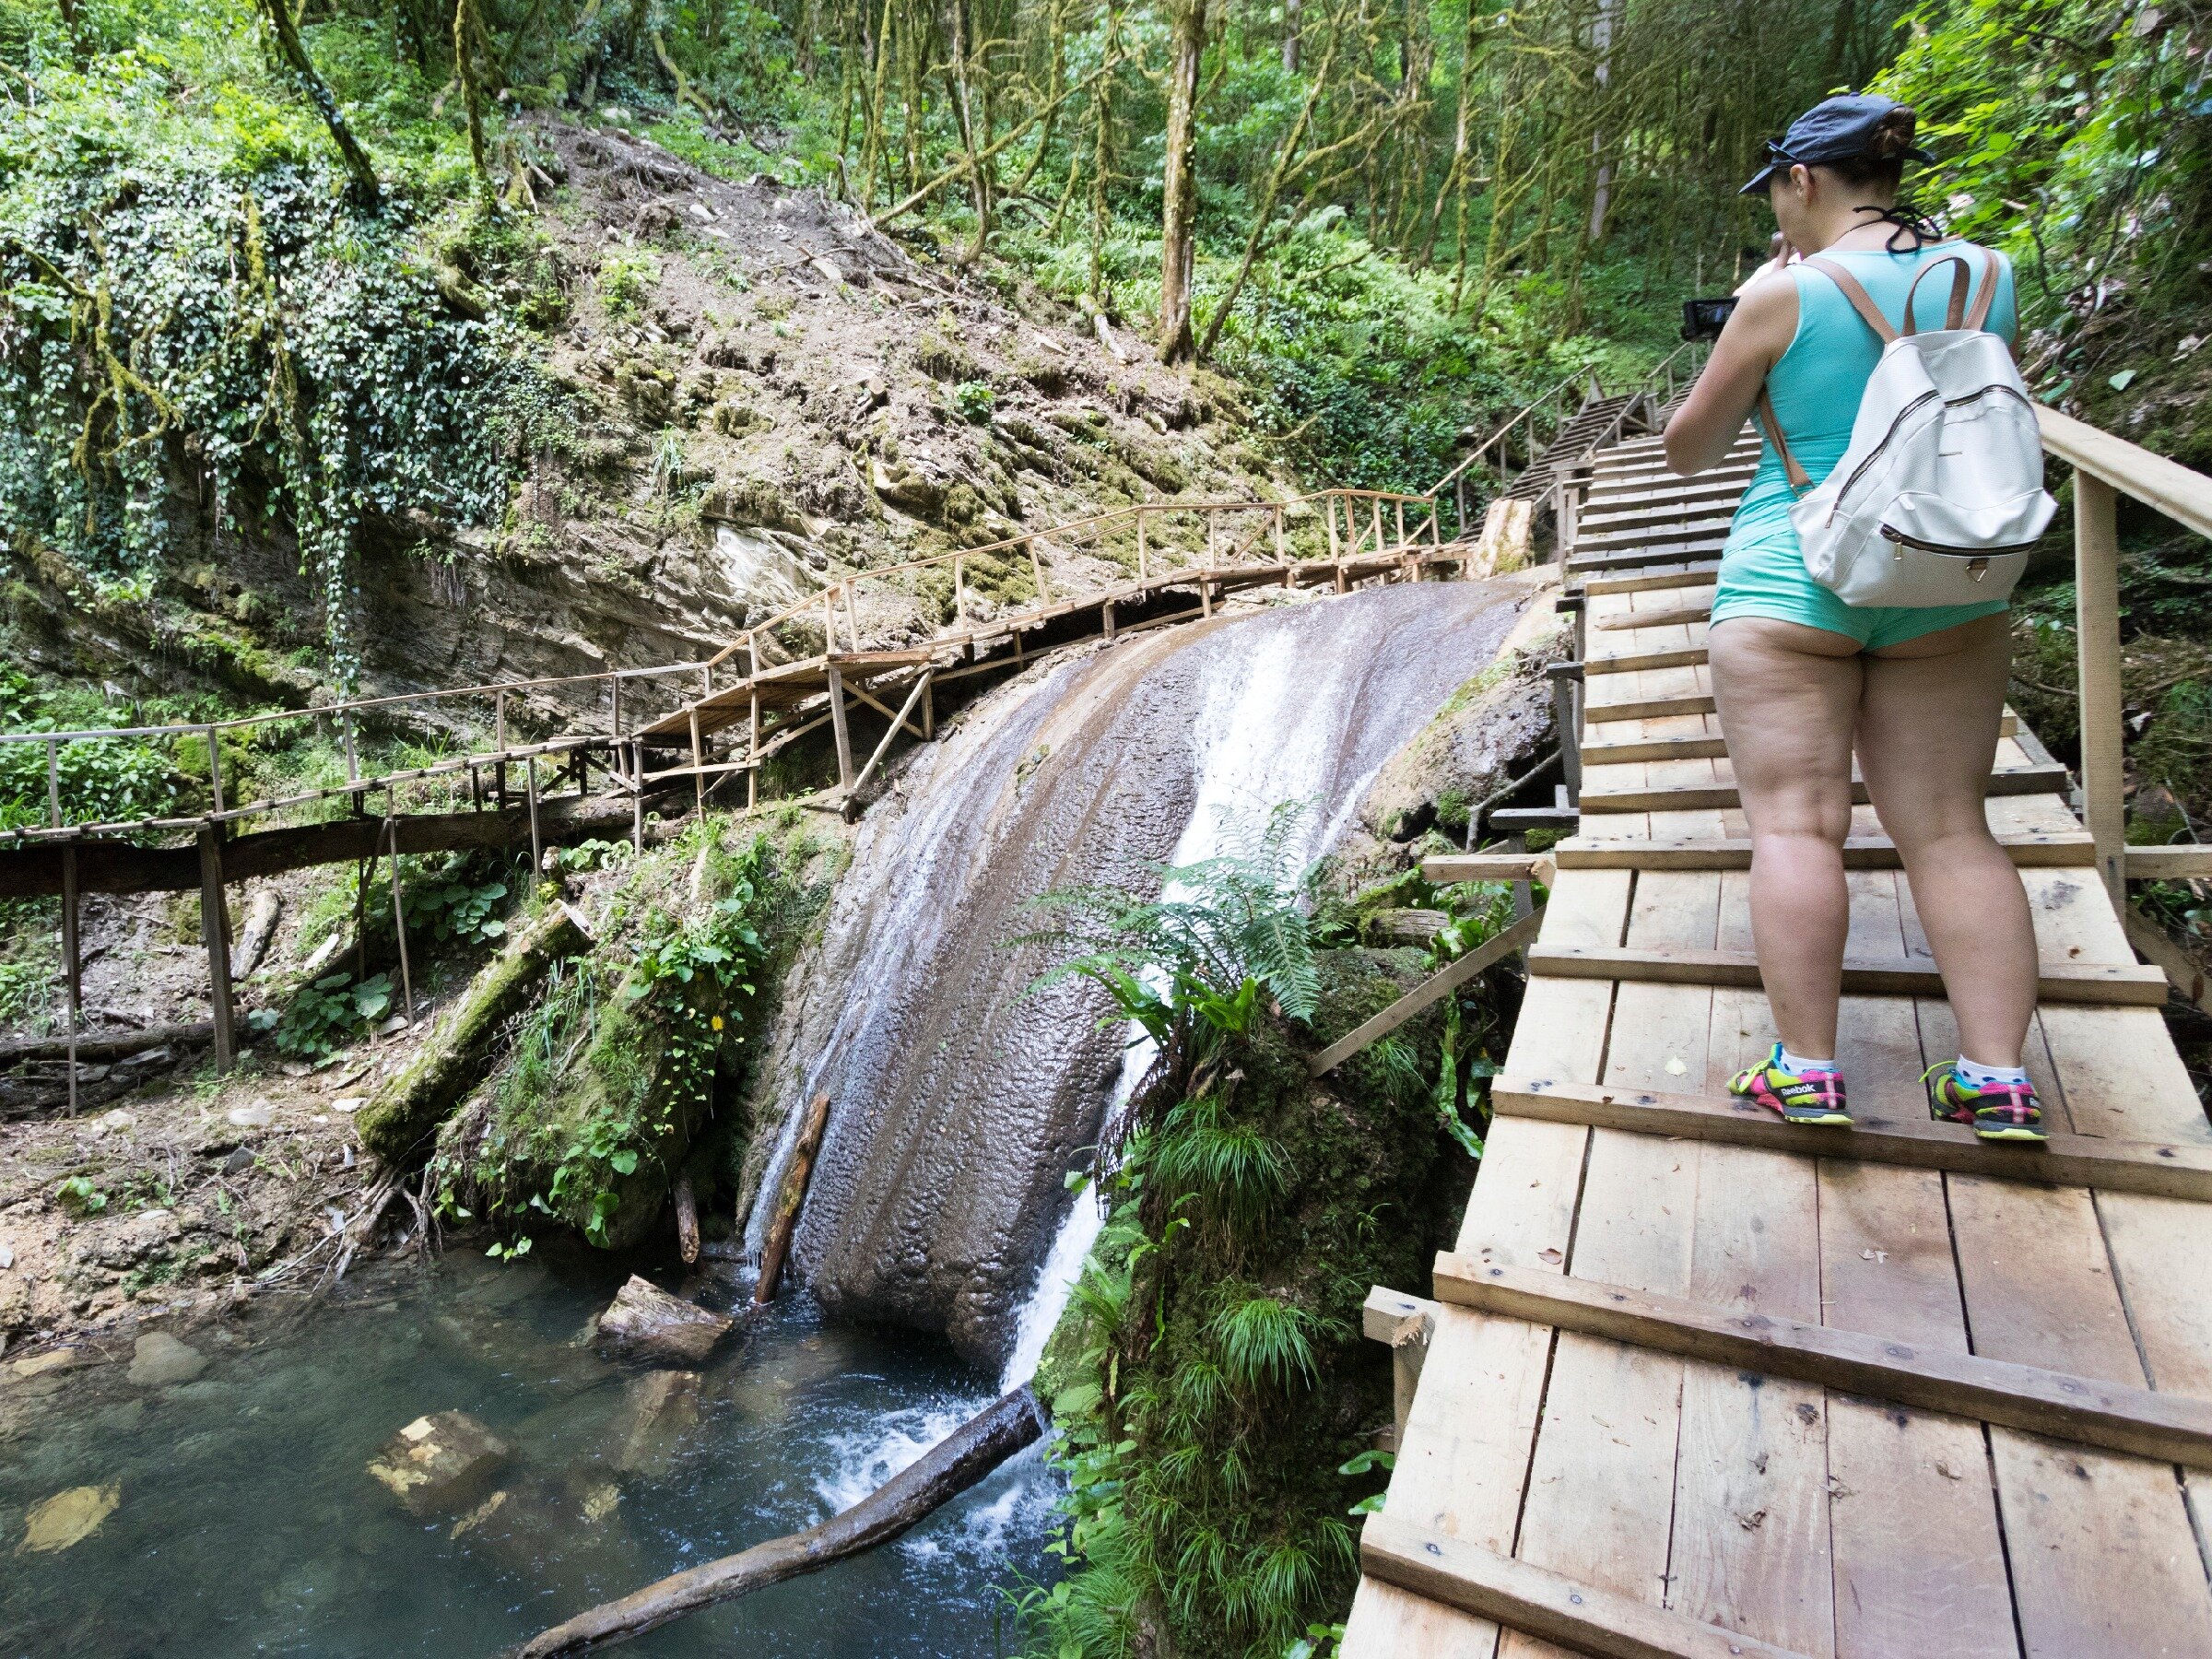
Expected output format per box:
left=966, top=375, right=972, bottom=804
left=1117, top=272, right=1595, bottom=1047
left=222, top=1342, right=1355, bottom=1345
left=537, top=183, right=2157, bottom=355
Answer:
left=1735, top=241, right=2018, bottom=533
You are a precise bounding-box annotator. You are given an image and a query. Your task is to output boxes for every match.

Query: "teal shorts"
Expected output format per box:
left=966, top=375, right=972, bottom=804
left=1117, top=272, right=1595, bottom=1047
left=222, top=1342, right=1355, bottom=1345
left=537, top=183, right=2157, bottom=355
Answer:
left=1711, top=499, right=2008, bottom=651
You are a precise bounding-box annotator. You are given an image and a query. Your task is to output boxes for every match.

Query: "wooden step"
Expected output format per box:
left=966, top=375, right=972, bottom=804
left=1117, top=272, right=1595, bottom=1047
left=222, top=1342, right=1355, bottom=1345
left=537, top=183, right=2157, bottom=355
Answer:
left=1577, top=711, right=2020, bottom=764
left=1581, top=562, right=1719, bottom=597
left=1579, top=498, right=1747, bottom=537
left=1577, top=759, right=2068, bottom=815
left=1492, top=1077, right=2212, bottom=1203
left=1568, top=537, right=1729, bottom=575
left=1359, top=1516, right=1814, bottom=1659
left=1576, top=515, right=1736, bottom=554
left=1432, top=1258, right=2212, bottom=1470
left=1591, top=603, right=1713, bottom=632
left=1524, top=942, right=2170, bottom=1006
left=1583, top=465, right=1755, bottom=502
left=1583, top=643, right=1708, bottom=676
left=1426, top=828, right=2093, bottom=880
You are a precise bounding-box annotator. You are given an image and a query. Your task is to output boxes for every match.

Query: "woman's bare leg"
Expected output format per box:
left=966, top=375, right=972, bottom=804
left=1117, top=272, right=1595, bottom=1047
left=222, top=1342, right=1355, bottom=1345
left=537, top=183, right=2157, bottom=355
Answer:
left=1858, top=613, right=2037, bottom=1068
left=1708, top=617, right=1864, bottom=1058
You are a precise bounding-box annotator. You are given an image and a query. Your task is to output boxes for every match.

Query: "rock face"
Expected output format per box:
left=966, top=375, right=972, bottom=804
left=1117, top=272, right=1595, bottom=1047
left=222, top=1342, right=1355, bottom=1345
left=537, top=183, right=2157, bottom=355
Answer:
left=125, top=1331, right=206, bottom=1387
left=748, top=580, right=1532, bottom=1366
left=594, top=1276, right=734, bottom=1366
left=366, top=1410, right=512, bottom=1516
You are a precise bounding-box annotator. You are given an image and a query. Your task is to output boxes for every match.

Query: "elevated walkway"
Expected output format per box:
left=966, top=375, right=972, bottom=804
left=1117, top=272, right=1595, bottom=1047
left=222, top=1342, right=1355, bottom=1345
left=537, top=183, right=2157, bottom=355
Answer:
left=1345, top=418, right=2212, bottom=1654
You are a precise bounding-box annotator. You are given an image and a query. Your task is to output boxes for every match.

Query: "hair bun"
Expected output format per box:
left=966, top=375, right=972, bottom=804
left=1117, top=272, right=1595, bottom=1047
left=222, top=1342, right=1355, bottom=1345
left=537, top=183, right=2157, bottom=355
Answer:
left=1869, top=104, right=1919, bottom=160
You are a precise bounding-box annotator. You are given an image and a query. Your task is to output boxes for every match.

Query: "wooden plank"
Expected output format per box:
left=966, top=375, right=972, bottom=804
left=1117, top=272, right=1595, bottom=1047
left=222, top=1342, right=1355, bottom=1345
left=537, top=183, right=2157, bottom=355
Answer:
left=1583, top=645, right=1709, bottom=676
left=1582, top=564, right=1721, bottom=597
left=1310, top=906, right=1545, bottom=1075
left=1548, top=831, right=2093, bottom=871
left=2128, top=845, right=2212, bottom=879
left=1579, top=759, right=2070, bottom=815
left=1490, top=1077, right=2212, bottom=1202
left=1432, top=1258, right=2212, bottom=1471
left=1420, top=853, right=1556, bottom=885
left=1593, top=605, right=1714, bottom=632
left=1526, top=943, right=2170, bottom=1006
left=1359, top=1516, right=1818, bottom=1659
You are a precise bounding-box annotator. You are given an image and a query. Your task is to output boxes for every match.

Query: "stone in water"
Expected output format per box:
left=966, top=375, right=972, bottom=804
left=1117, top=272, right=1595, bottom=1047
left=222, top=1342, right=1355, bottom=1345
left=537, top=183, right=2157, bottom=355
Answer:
left=366, top=1410, right=511, bottom=1516
left=127, top=1332, right=207, bottom=1387
left=594, top=1275, right=734, bottom=1366
left=18, top=1484, right=120, bottom=1554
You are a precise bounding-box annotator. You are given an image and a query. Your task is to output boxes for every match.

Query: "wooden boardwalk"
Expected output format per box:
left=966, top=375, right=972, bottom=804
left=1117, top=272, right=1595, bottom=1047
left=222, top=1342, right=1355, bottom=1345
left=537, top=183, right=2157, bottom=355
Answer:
left=1345, top=429, right=2212, bottom=1657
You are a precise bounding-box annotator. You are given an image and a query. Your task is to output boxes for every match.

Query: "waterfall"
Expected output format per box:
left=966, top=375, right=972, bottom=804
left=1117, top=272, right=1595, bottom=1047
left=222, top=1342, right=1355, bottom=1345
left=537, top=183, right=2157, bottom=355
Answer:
left=751, top=581, right=1530, bottom=1369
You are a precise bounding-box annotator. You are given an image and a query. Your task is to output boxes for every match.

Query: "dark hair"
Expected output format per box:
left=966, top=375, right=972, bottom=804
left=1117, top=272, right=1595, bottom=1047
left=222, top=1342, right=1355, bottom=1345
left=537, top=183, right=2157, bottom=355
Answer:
left=1818, top=103, right=1919, bottom=192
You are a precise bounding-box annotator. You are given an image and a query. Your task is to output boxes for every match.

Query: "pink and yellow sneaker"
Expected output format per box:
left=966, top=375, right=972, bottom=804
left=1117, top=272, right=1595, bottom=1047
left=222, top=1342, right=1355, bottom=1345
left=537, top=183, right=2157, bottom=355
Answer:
left=1924, top=1064, right=2046, bottom=1144
left=1729, top=1042, right=1851, bottom=1126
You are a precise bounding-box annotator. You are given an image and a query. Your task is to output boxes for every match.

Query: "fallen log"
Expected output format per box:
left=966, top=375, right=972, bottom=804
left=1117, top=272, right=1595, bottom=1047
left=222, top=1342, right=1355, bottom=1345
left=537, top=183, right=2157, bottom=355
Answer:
left=512, top=1383, right=1046, bottom=1656
left=753, top=1091, right=831, bottom=1305
left=0, top=1021, right=216, bottom=1069
left=673, top=1171, right=700, bottom=1265
left=231, top=888, right=283, bottom=979
left=357, top=902, right=594, bottom=1163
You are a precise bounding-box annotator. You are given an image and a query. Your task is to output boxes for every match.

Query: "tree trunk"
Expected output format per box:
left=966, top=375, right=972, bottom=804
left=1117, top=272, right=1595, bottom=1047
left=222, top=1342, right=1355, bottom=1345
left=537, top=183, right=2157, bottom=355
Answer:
left=1156, top=0, right=1207, bottom=364
left=512, top=1385, right=1047, bottom=1657
left=261, top=0, right=382, bottom=207
left=356, top=903, right=593, bottom=1163
left=453, top=0, right=492, bottom=199
left=1281, top=0, right=1300, bottom=71
left=753, top=1091, right=831, bottom=1303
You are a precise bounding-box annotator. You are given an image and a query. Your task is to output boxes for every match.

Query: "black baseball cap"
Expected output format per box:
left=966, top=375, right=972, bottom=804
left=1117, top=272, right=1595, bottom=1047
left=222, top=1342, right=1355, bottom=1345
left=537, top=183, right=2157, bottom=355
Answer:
left=1739, top=93, right=1934, bottom=194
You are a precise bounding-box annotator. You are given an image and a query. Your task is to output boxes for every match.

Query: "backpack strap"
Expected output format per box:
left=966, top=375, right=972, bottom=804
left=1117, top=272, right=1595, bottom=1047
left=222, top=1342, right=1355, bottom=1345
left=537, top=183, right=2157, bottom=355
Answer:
left=1801, top=256, right=1899, bottom=344
left=1755, top=388, right=1812, bottom=493
left=1963, top=246, right=2002, bottom=331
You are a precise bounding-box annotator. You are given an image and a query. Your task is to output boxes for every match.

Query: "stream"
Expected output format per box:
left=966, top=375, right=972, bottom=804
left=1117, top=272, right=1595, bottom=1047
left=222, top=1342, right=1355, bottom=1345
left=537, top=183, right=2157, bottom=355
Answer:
left=0, top=1253, right=1049, bottom=1656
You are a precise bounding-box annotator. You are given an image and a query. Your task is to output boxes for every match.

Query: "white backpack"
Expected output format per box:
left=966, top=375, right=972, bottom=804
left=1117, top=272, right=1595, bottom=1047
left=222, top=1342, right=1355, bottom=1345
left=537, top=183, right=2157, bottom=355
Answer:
left=1757, top=247, right=2055, bottom=606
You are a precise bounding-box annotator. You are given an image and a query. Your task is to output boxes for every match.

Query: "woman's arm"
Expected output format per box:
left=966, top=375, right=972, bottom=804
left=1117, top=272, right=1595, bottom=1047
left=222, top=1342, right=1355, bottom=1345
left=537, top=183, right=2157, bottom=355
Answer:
left=1662, top=275, right=1800, bottom=475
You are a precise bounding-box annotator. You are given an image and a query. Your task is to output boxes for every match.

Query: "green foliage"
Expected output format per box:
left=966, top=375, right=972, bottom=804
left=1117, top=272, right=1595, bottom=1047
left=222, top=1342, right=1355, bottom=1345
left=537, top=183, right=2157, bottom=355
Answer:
left=1020, top=810, right=1491, bottom=1658
left=400, top=853, right=511, bottom=946
left=950, top=378, right=997, bottom=422
left=55, top=1175, right=109, bottom=1216
left=595, top=246, right=661, bottom=319
left=273, top=971, right=394, bottom=1060
left=430, top=818, right=831, bottom=1251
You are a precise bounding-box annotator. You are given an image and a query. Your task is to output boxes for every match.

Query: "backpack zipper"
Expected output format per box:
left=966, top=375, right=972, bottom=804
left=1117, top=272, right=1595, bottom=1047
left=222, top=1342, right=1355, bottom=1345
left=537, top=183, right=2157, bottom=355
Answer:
left=1878, top=524, right=2042, bottom=557
left=1827, top=389, right=1941, bottom=524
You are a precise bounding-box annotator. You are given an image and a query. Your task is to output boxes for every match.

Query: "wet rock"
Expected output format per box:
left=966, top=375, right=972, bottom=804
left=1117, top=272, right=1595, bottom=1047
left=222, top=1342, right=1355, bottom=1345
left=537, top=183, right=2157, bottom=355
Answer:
left=594, top=1276, right=733, bottom=1367
left=126, top=1331, right=206, bottom=1387
left=366, top=1410, right=512, bottom=1516
left=18, top=1482, right=120, bottom=1554
left=607, top=1368, right=701, bottom=1473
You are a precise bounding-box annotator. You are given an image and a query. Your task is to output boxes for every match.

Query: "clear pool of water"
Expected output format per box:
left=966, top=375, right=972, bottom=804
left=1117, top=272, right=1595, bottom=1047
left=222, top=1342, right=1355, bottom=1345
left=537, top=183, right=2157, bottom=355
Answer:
left=0, top=1252, right=1055, bottom=1656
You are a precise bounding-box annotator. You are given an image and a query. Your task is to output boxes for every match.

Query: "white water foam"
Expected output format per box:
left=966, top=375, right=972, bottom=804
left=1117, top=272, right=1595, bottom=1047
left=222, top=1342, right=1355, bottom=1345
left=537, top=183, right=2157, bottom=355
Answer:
left=815, top=1397, right=1054, bottom=1559
left=998, top=617, right=1403, bottom=1389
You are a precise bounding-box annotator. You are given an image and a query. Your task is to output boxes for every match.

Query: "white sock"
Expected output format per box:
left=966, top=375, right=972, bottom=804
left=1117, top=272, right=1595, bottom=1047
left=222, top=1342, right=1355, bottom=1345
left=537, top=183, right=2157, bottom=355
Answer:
left=1778, top=1045, right=1837, bottom=1076
left=1957, top=1055, right=2030, bottom=1089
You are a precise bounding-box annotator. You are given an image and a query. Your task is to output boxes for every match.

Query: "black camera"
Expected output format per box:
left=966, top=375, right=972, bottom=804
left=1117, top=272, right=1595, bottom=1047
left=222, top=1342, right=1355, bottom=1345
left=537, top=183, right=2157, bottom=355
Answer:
left=1680, top=297, right=1739, bottom=341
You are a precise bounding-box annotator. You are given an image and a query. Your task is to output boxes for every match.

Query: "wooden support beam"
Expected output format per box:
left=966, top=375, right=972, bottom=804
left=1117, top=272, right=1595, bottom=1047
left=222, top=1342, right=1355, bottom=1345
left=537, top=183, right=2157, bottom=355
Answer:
left=1546, top=831, right=2095, bottom=873
left=1419, top=853, right=1557, bottom=886
left=196, top=828, right=235, bottom=1070
left=847, top=670, right=934, bottom=802
left=1492, top=1076, right=2212, bottom=1202
left=1360, top=1515, right=1814, bottom=1659
left=842, top=677, right=931, bottom=741
left=1361, top=1287, right=1437, bottom=1453
left=1431, top=1256, right=2212, bottom=1472
left=1309, top=907, right=1545, bottom=1076
left=2125, top=908, right=2210, bottom=1016
left=826, top=664, right=854, bottom=789
left=1525, top=942, right=2170, bottom=1006
left=60, top=843, right=79, bottom=1116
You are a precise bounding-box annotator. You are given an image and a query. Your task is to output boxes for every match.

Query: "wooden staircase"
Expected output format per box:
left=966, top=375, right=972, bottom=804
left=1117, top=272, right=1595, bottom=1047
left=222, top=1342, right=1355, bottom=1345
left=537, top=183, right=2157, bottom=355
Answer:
left=1341, top=424, right=2212, bottom=1657
left=1500, top=393, right=1654, bottom=504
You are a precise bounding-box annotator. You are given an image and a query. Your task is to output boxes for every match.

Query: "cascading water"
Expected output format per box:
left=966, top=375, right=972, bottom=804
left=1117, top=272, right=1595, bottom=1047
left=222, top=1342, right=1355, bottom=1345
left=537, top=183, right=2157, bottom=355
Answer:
left=749, top=580, right=1532, bottom=1371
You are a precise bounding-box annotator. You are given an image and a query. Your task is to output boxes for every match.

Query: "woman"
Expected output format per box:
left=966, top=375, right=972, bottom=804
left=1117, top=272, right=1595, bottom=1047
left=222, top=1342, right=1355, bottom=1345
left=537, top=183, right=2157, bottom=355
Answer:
left=1662, top=93, right=2045, bottom=1142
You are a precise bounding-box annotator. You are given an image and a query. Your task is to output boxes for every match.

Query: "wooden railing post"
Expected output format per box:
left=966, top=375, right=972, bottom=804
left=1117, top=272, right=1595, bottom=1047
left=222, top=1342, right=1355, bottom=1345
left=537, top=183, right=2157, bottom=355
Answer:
left=1273, top=504, right=1287, bottom=564
left=1325, top=496, right=1341, bottom=562
left=1136, top=512, right=1149, bottom=580
left=197, top=827, right=236, bottom=1070
left=2075, top=472, right=2126, bottom=911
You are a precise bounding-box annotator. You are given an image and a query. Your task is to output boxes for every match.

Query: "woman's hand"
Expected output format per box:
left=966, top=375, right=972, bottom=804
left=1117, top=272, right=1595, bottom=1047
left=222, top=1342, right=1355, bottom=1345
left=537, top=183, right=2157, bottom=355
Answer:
left=1663, top=274, right=1800, bottom=476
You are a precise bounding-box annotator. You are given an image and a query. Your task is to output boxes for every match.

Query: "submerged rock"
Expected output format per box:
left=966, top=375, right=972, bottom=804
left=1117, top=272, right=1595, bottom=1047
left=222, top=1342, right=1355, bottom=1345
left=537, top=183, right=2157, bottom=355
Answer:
left=18, top=1483, right=120, bottom=1554
left=607, top=1368, right=702, bottom=1474
left=126, top=1332, right=206, bottom=1387
left=366, top=1410, right=512, bottom=1516
left=594, top=1276, right=733, bottom=1367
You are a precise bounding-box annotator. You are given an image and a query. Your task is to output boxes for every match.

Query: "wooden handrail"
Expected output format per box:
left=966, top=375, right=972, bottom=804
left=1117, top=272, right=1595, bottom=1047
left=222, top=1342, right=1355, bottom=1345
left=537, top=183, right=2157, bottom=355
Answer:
left=2037, top=406, right=2212, bottom=540
left=2033, top=404, right=2212, bottom=908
